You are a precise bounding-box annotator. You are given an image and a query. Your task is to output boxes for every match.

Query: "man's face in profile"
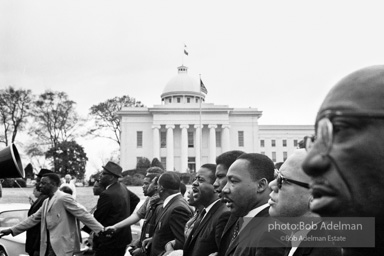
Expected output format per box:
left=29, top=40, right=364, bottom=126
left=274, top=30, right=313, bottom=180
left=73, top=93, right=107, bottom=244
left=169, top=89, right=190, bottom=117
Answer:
left=302, top=67, right=384, bottom=218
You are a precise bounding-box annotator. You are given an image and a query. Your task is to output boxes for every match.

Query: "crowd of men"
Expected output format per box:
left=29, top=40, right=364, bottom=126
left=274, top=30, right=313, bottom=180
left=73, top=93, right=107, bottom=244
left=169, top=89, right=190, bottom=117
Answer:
left=2, top=65, right=384, bottom=256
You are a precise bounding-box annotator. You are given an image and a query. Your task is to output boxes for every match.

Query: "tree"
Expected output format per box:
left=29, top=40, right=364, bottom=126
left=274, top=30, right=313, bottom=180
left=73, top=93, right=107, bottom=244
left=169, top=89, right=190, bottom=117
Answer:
left=29, top=91, right=82, bottom=172
left=136, top=156, right=151, bottom=176
left=89, top=95, right=144, bottom=145
left=151, top=157, right=164, bottom=170
left=45, top=140, right=88, bottom=179
left=30, top=90, right=81, bottom=148
left=0, top=86, right=33, bottom=146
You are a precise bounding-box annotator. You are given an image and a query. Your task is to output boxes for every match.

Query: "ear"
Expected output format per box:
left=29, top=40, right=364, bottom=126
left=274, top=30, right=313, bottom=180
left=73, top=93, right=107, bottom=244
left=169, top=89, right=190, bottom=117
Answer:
left=257, top=178, right=268, bottom=193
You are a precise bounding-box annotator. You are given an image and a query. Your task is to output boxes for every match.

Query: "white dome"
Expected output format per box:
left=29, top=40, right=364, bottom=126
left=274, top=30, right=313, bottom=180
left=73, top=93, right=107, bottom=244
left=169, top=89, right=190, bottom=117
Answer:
left=161, top=66, right=204, bottom=99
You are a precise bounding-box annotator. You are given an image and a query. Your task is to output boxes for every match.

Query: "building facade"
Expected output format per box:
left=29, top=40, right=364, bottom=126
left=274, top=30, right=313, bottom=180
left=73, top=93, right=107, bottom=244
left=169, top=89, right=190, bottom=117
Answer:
left=118, top=65, right=314, bottom=172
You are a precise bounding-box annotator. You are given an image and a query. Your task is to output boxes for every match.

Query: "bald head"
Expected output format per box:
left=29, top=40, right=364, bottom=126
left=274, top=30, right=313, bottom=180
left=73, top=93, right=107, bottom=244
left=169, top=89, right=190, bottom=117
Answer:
left=320, top=65, right=384, bottom=114
left=280, top=149, right=311, bottom=184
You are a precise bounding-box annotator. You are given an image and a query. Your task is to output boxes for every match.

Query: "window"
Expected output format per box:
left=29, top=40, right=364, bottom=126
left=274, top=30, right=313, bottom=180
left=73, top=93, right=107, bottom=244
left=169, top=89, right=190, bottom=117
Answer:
left=272, top=152, right=276, bottom=162
left=261, top=151, right=265, bottom=155
left=160, top=131, right=166, bottom=148
left=283, top=152, right=288, bottom=161
left=294, top=140, right=298, bottom=147
left=216, top=131, right=222, bottom=147
left=283, top=140, right=287, bottom=147
left=238, top=131, right=244, bottom=147
left=177, top=97, right=181, bottom=103
left=188, top=131, right=194, bottom=148
left=187, top=98, right=191, bottom=103
left=271, top=140, right=276, bottom=147
left=196, top=98, right=199, bottom=103
left=161, top=157, right=166, bottom=170
left=137, top=131, right=143, bottom=147
left=168, top=98, right=172, bottom=103
left=260, top=140, right=265, bottom=147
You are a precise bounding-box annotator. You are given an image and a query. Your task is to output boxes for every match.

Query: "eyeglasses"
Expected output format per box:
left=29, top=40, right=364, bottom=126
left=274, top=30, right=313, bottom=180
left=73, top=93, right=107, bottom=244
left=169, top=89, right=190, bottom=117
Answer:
left=277, top=171, right=310, bottom=189
left=304, top=110, right=384, bottom=155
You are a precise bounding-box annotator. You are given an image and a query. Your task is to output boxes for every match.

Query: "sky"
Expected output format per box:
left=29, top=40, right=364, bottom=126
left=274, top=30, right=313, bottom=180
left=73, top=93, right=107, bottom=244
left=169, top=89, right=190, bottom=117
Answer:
left=2, top=0, right=384, bottom=176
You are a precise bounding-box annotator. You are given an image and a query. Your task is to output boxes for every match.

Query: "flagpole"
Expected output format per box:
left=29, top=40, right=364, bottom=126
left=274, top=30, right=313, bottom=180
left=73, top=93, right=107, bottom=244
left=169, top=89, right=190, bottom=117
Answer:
left=199, top=74, right=202, bottom=167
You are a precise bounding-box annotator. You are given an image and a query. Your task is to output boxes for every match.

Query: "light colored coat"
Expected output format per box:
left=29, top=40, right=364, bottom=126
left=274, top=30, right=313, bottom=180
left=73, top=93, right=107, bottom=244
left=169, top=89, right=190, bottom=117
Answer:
left=11, top=190, right=103, bottom=256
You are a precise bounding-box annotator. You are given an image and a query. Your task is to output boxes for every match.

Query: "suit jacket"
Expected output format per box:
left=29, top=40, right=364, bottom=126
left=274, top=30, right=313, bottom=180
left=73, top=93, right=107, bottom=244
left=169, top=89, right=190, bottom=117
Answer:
left=150, top=194, right=193, bottom=256
left=26, top=194, right=49, bottom=255
left=183, top=200, right=229, bottom=256
left=288, top=224, right=342, bottom=256
left=93, top=181, right=140, bottom=250
left=218, top=213, right=238, bottom=256
left=11, top=190, right=103, bottom=256
left=224, top=207, right=287, bottom=256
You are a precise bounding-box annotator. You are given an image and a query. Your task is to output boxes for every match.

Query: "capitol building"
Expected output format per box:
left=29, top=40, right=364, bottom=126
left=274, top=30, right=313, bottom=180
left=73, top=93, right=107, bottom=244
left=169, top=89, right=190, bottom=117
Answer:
left=118, top=65, right=313, bottom=172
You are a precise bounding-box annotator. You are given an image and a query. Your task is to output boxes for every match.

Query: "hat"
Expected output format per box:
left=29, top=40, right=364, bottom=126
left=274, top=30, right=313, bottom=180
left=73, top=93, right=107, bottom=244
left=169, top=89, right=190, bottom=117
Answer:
left=102, top=161, right=123, bottom=178
left=37, top=168, right=53, bottom=178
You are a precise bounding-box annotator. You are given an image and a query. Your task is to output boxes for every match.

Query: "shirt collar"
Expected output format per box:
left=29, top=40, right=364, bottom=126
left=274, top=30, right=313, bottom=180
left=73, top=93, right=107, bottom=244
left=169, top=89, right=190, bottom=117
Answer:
left=244, top=203, right=269, bottom=218
left=163, top=192, right=181, bottom=208
left=240, top=203, right=269, bottom=232
left=204, top=199, right=220, bottom=214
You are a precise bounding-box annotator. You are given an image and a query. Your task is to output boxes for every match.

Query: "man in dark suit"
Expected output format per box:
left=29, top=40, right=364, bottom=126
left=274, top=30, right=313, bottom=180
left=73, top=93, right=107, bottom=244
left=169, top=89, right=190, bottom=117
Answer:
left=220, top=153, right=286, bottom=256
left=26, top=168, right=52, bottom=256
left=93, top=161, right=140, bottom=256
left=269, top=149, right=341, bottom=256
left=143, top=171, right=193, bottom=256
left=182, top=164, right=229, bottom=256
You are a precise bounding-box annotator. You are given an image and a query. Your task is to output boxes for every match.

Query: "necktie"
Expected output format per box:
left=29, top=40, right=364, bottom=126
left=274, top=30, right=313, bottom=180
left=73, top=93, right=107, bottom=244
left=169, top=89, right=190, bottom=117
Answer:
left=231, top=217, right=243, bottom=242
left=190, top=209, right=206, bottom=236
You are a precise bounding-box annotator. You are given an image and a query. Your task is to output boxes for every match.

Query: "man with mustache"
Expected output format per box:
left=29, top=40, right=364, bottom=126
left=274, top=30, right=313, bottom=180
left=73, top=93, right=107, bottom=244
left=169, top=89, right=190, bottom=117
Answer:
left=302, top=65, right=384, bottom=256
left=213, top=150, right=244, bottom=256
left=220, top=153, right=286, bottom=256
left=182, top=164, right=229, bottom=256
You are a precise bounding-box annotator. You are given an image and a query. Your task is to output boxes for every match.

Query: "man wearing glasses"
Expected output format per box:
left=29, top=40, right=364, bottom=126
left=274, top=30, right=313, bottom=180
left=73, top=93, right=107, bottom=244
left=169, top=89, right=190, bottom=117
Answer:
left=302, top=65, right=384, bottom=255
left=269, top=149, right=341, bottom=256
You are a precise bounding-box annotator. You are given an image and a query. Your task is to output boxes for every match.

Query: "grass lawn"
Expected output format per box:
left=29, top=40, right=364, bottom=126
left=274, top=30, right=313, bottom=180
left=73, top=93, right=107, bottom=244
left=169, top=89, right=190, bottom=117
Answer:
left=0, top=185, right=145, bottom=212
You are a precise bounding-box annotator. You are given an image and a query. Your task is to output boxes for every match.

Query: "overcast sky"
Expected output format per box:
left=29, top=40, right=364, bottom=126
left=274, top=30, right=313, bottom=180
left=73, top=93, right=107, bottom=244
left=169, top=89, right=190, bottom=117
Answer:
left=2, top=0, right=384, bottom=175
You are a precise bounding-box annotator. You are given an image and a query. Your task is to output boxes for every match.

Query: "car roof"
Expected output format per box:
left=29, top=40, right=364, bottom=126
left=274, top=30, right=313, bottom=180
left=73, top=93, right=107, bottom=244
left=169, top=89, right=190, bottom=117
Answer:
left=0, top=203, right=30, bottom=212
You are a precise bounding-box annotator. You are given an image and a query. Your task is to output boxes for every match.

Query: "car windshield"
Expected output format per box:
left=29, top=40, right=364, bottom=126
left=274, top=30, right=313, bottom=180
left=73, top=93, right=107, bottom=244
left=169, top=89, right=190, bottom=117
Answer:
left=0, top=210, right=28, bottom=227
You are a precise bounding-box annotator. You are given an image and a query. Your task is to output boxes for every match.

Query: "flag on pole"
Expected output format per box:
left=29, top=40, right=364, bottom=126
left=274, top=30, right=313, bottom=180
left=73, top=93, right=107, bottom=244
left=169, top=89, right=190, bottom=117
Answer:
left=200, top=79, right=208, bottom=94
left=184, top=44, right=189, bottom=55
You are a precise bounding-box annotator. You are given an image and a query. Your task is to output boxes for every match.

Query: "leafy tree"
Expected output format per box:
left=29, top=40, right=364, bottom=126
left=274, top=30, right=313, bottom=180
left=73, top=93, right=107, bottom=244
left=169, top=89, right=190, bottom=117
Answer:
left=89, top=95, right=144, bottom=145
left=29, top=91, right=82, bottom=171
left=0, top=86, right=33, bottom=146
left=45, top=140, right=88, bottom=179
left=30, top=90, right=81, bottom=149
left=151, top=157, right=164, bottom=170
left=136, top=156, right=151, bottom=176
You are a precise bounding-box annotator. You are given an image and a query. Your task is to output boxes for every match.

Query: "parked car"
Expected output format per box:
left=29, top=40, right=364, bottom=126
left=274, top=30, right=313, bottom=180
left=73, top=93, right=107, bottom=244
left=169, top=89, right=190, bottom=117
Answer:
left=0, top=203, right=90, bottom=256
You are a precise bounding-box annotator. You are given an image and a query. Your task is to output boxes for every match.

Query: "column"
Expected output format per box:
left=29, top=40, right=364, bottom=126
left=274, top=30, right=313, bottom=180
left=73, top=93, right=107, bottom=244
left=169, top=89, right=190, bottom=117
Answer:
left=194, top=124, right=202, bottom=170
left=180, top=124, right=189, bottom=173
left=209, top=124, right=217, bottom=163
left=152, top=125, right=161, bottom=160
left=222, top=124, right=231, bottom=153
left=166, top=125, right=175, bottom=171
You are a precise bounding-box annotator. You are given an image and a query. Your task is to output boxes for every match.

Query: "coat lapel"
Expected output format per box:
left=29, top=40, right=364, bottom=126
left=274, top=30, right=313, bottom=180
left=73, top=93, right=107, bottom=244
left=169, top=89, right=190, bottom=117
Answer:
left=47, top=191, right=59, bottom=213
left=154, top=194, right=180, bottom=230
left=186, top=200, right=221, bottom=248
